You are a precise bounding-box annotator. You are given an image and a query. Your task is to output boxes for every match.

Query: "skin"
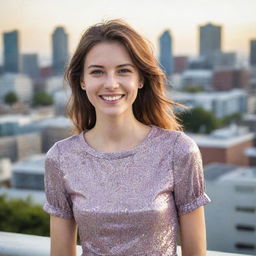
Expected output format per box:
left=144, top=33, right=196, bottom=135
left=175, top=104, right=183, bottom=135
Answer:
left=50, top=41, right=207, bottom=256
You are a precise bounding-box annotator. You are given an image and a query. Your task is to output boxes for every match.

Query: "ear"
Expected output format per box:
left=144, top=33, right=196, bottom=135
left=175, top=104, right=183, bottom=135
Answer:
left=80, top=80, right=86, bottom=90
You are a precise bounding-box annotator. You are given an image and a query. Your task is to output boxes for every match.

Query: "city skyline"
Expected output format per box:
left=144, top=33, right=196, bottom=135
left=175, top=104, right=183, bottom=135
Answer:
left=0, top=0, right=256, bottom=65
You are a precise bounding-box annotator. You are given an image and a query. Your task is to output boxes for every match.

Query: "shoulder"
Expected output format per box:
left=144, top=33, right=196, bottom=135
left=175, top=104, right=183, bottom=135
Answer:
left=174, top=131, right=200, bottom=155
left=45, top=133, right=81, bottom=163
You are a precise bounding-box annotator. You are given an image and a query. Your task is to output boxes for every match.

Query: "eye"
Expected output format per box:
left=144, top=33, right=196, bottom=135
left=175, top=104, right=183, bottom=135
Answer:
left=90, top=70, right=103, bottom=75
left=118, top=69, right=131, bottom=73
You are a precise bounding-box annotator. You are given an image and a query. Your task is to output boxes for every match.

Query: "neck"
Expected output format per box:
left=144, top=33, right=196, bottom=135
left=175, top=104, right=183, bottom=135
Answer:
left=93, top=114, right=145, bottom=142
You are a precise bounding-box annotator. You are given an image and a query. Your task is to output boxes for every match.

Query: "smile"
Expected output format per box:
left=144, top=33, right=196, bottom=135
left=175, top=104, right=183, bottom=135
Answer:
left=99, top=94, right=125, bottom=102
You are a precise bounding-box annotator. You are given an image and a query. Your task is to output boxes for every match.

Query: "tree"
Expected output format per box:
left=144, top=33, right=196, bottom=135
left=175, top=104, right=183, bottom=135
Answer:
left=33, top=92, right=53, bottom=106
left=181, top=85, right=202, bottom=93
left=178, top=107, right=220, bottom=134
left=0, top=194, right=49, bottom=236
left=4, top=92, right=18, bottom=105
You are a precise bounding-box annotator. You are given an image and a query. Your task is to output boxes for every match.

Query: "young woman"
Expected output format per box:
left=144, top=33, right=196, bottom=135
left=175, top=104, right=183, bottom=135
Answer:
left=43, top=19, right=211, bottom=256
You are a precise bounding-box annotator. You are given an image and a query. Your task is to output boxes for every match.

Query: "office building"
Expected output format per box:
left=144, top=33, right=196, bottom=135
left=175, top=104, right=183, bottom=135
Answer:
left=169, top=89, right=248, bottom=119
left=0, top=73, right=33, bottom=102
left=22, top=54, right=39, bottom=78
left=52, top=27, right=69, bottom=75
left=250, top=40, right=256, bottom=67
left=204, top=163, right=256, bottom=255
left=199, top=23, right=222, bottom=67
left=159, top=30, right=173, bottom=76
left=3, top=30, right=20, bottom=73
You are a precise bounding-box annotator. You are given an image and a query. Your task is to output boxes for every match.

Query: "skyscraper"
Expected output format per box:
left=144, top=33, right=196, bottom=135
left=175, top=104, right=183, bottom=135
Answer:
left=159, top=30, right=173, bottom=76
left=250, top=39, right=256, bottom=67
left=52, top=27, right=68, bottom=75
left=199, top=23, right=222, bottom=67
left=22, top=53, right=39, bottom=78
left=3, top=30, right=20, bottom=73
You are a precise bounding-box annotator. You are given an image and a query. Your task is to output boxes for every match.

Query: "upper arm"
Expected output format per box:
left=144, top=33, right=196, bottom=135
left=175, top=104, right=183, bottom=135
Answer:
left=179, top=206, right=207, bottom=256
left=50, top=215, right=78, bottom=256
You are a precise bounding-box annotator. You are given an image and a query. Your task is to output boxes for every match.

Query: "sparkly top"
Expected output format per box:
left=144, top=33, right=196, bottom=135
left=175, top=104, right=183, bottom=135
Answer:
left=43, top=125, right=211, bottom=256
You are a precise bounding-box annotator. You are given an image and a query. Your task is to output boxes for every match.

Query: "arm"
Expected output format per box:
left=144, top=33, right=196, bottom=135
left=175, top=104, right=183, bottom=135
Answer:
left=179, top=206, right=207, bottom=256
left=50, top=215, right=78, bottom=256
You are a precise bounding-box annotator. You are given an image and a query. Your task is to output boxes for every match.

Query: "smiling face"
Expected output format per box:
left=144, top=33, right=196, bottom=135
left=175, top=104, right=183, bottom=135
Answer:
left=81, top=41, right=143, bottom=119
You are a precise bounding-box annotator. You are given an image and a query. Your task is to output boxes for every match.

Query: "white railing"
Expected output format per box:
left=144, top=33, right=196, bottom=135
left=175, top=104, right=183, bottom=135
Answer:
left=0, top=231, right=252, bottom=256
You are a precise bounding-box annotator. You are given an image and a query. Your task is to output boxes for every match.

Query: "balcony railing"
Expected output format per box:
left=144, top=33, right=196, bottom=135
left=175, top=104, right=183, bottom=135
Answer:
left=0, top=231, right=253, bottom=256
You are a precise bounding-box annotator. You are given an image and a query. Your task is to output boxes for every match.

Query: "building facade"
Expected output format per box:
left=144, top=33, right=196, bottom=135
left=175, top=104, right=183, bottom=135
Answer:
left=250, top=40, right=256, bottom=67
left=199, top=23, right=222, bottom=67
left=159, top=30, right=173, bottom=76
left=3, top=30, right=20, bottom=73
left=52, top=27, right=69, bottom=75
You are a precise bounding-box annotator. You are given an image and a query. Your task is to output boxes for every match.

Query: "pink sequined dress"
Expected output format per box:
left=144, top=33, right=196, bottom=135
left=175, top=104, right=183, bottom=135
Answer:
left=43, top=125, right=211, bottom=256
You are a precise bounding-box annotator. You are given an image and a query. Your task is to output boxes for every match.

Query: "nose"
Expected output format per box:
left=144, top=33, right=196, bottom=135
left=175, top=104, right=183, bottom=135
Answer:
left=103, top=72, right=119, bottom=90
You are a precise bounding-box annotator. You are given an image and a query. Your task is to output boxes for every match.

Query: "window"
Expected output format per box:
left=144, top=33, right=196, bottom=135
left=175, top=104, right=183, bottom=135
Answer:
left=235, top=206, right=256, bottom=213
left=235, top=243, right=255, bottom=250
left=236, top=224, right=255, bottom=232
left=235, top=186, right=255, bottom=193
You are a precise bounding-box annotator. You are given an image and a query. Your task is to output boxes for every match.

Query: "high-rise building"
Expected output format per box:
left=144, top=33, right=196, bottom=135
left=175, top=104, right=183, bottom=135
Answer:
left=250, top=39, right=256, bottom=67
left=3, top=30, right=20, bottom=73
left=199, top=23, right=222, bottom=67
left=159, top=30, right=173, bottom=76
left=52, top=27, right=68, bottom=75
left=22, top=54, right=39, bottom=78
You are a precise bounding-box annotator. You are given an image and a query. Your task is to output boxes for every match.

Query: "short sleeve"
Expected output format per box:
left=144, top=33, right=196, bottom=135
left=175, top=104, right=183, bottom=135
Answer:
left=43, top=142, right=74, bottom=219
left=172, top=133, right=211, bottom=216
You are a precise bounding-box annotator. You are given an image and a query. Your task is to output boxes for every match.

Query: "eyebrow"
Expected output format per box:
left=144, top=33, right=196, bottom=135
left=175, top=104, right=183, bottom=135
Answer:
left=87, top=64, right=136, bottom=69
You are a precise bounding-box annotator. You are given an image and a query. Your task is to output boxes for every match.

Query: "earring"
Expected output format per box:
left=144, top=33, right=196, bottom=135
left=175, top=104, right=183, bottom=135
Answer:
left=139, top=83, right=143, bottom=88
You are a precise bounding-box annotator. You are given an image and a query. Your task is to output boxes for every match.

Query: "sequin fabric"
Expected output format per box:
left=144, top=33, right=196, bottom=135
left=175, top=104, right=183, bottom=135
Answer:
left=43, top=125, right=211, bottom=256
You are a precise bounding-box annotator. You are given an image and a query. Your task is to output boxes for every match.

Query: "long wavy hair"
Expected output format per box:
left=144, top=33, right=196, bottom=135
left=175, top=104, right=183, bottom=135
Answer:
left=64, top=19, right=187, bottom=134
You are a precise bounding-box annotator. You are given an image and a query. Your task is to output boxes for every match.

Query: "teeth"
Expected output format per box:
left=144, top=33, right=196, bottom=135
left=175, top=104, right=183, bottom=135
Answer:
left=101, top=95, right=123, bottom=101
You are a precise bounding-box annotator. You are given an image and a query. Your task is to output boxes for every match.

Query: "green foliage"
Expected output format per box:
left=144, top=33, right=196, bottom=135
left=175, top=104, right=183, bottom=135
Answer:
left=181, top=85, right=202, bottom=93
left=4, top=92, right=18, bottom=105
left=220, top=113, right=242, bottom=126
left=33, top=91, right=53, bottom=106
left=178, top=107, right=220, bottom=134
left=0, top=194, right=49, bottom=236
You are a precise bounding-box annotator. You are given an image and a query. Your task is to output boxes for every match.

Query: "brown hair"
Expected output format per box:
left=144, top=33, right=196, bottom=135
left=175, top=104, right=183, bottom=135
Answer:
left=64, top=19, right=187, bottom=134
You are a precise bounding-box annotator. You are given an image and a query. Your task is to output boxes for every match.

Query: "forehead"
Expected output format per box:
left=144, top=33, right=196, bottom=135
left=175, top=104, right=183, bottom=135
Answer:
left=84, top=41, right=133, bottom=67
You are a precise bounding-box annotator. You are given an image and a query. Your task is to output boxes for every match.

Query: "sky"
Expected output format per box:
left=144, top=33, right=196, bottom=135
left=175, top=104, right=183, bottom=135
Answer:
left=0, top=0, right=256, bottom=65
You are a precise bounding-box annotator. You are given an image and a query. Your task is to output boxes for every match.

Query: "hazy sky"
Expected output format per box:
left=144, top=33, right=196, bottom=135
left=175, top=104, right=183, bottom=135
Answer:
left=0, top=0, right=256, bottom=65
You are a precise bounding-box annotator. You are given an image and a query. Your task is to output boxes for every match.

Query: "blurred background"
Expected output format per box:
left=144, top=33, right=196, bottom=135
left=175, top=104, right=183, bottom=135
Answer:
left=0, top=0, right=256, bottom=255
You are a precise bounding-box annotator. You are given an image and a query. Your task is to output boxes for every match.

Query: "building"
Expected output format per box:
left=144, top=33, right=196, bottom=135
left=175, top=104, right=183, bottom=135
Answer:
left=159, top=30, right=173, bottom=76
left=199, top=23, right=222, bottom=67
left=213, top=69, right=250, bottom=91
left=181, top=69, right=213, bottom=90
left=250, top=40, right=256, bottom=67
left=188, top=124, right=255, bottom=166
left=21, top=54, right=39, bottom=78
left=52, top=27, right=69, bottom=75
left=11, top=154, right=45, bottom=190
left=0, top=73, right=33, bottom=102
left=0, top=132, right=41, bottom=162
left=174, top=56, right=188, bottom=74
left=3, top=30, right=20, bottom=73
left=212, top=52, right=236, bottom=69
left=45, top=75, right=67, bottom=95
left=204, top=163, right=256, bottom=255
left=0, top=114, right=31, bottom=136
left=169, top=89, right=248, bottom=119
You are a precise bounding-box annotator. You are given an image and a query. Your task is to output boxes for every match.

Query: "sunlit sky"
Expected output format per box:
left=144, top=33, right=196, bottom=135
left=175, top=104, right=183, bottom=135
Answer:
left=0, top=0, right=256, bottom=65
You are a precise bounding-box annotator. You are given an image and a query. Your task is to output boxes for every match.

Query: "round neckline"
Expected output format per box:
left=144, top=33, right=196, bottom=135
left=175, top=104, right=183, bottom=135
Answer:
left=79, top=125, right=157, bottom=159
